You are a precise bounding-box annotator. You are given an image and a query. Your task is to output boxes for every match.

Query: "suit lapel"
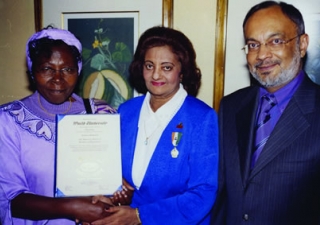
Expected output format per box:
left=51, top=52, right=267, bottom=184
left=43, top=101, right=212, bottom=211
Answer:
left=120, top=98, right=144, bottom=185
left=236, top=88, right=260, bottom=184
left=250, top=76, right=316, bottom=178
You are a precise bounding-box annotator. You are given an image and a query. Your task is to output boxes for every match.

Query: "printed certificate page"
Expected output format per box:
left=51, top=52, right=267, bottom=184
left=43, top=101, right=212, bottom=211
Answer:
left=55, top=114, right=122, bottom=197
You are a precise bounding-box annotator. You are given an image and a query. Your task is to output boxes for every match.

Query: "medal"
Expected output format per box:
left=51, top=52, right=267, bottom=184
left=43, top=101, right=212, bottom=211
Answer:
left=171, top=147, right=179, bottom=158
left=171, top=132, right=182, bottom=158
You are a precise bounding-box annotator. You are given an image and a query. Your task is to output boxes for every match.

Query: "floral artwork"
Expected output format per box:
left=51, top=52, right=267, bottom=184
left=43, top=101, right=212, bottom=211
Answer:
left=67, top=17, right=135, bottom=108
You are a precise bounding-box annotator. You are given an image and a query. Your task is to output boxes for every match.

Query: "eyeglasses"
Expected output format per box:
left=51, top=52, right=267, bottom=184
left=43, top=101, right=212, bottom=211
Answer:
left=37, top=67, right=78, bottom=77
left=242, top=34, right=303, bottom=55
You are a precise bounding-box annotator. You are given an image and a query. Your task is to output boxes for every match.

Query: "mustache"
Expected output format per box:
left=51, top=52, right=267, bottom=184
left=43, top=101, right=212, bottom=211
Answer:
left=254, top=59, right=281, bottom=68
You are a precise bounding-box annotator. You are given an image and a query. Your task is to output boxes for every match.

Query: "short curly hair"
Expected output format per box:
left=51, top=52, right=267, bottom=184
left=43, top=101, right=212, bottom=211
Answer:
left=129, top=26, right=201, bottom=97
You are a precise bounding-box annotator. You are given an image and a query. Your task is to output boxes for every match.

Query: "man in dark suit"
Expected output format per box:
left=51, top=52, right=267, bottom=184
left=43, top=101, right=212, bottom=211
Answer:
left=212, top=1, right=320, bottom=225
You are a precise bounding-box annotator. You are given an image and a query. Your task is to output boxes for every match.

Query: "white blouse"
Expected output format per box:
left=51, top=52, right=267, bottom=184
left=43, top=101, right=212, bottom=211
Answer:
left=131, top=84, right=187, bottom=189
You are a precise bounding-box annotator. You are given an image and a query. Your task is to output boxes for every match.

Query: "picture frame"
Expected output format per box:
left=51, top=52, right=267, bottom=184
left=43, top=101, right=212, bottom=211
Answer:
left=33, top=0, right=173, bottom=108
left=34, top=0, right=173, bottom=31
left=213, top=0, right=227, bottom=110
left=65, top=13, right=138, bottom=108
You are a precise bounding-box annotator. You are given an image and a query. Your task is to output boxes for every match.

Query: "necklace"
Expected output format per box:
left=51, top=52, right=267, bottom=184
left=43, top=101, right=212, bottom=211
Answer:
left=38, top=93, right=73, bottom=117
left=143, top=121, right=160, bottom=145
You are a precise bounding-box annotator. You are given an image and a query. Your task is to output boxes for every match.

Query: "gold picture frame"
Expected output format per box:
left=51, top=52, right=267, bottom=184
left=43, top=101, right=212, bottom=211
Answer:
left=213, top=0, right=227, bottom=111
left=34, top=0, right=173, bottom=31
left=34, top=0, right=42, bottom=31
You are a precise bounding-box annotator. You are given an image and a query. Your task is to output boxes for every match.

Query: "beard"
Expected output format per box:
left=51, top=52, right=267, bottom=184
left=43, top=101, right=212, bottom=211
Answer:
left=249, top=48, right=301, bottom=88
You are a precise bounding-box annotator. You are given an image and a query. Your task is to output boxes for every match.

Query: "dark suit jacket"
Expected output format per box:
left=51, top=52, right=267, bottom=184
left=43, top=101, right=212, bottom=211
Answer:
left=212, top=75, right=320, bottom=225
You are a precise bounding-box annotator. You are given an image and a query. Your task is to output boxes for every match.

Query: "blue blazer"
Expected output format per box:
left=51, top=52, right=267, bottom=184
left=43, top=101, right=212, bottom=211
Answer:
left=118, top=95, right=219, bottom=224
left=212, top=75, right=320, bottom=225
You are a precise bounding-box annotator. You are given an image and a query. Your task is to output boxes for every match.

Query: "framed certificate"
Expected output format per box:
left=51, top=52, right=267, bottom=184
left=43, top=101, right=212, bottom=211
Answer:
left=55, top=114, right=122, bottom=197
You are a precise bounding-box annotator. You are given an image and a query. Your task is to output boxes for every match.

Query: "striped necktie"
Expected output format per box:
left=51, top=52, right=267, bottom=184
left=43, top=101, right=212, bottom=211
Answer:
left=251, top=94, right=277, bottom=168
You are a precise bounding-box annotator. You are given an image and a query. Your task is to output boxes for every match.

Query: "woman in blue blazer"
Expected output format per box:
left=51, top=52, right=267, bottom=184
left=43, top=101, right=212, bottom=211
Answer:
left=92, top=26, right=219, bottom=225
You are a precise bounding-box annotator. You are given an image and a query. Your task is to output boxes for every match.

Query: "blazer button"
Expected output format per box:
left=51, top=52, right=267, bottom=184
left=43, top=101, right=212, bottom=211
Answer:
left=242, top=214, right=249, bottom=221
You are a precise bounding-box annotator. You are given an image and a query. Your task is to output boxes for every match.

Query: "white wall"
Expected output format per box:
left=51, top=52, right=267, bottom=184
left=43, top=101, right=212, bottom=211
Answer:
left=174, top=0, right=216, bottom=107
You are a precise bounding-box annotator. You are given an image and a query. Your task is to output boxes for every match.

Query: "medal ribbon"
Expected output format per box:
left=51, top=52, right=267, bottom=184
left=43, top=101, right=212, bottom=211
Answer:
left=172, top=132, right=182, bottom=147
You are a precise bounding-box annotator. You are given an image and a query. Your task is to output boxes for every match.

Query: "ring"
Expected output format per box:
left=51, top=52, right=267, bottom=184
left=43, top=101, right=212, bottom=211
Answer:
left=122, top=185, right=128, bottom=191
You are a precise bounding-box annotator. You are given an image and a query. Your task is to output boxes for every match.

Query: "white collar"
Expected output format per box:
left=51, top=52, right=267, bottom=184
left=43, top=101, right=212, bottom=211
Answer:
left=141, top=83, right=187, bottom=125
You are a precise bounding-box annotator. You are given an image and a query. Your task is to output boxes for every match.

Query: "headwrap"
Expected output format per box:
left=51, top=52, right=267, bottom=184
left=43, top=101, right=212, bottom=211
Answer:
left=26, top=28, right=82, bottom=74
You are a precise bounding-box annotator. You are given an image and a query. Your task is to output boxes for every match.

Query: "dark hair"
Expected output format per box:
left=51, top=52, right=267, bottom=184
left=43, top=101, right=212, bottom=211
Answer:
left=243, top=1, right=305, bottom=35
left=29, top=39, right=81, bottom=72
left=129, top=26, right=201, bottom=96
